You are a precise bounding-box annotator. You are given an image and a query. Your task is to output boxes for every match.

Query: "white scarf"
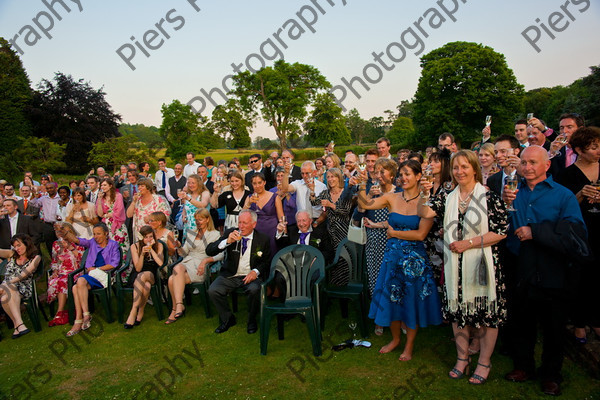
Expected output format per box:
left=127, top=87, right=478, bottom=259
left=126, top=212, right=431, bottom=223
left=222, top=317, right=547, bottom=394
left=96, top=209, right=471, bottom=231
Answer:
left=443, top=182, right=496, bottom=314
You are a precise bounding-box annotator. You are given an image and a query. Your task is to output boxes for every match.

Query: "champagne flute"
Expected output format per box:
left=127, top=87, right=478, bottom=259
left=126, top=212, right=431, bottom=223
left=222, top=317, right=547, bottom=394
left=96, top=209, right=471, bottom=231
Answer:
left=505, top=175, right=519, bottom=212
left=280, top=215, right=288, bottom=237
left=485, top=115, right=492, bottom=127
left=422, top=166, right=434, bottom=206
left=527, top=113, right=534, bottom=126
left=358, top=154, right=366, bottom=171
left=588, top=180, right=600, bottom=214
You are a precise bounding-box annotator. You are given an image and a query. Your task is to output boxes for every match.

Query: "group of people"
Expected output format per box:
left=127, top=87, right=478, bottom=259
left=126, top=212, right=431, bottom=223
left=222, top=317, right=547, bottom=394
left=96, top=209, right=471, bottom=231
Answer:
left=0, top=112, right=597, bottom=396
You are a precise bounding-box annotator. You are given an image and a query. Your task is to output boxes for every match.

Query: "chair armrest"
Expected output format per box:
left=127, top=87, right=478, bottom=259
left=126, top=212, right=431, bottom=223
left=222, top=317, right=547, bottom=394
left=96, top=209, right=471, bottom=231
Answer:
left=116, top=259, right=130, bottom=288
left=67, top=266, right=86, bottom=288
left=167, top=256, right=184, bottom=275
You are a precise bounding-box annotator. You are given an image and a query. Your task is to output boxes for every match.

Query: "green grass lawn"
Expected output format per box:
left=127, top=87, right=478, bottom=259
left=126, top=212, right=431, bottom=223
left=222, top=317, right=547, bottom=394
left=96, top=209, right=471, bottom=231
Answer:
left=1, top=295, right=598, bottom=400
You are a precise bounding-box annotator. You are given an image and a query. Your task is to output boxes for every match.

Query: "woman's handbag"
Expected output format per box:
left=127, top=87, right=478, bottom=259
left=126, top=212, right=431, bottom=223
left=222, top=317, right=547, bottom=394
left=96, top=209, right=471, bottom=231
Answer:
left=348, top=218, right=367, bottom=244
left=88, top=267, right=108, bottom=288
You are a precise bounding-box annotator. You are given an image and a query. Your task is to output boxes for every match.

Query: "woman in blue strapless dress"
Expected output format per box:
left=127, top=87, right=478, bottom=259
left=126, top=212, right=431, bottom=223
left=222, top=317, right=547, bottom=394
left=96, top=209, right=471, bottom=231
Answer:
left=359, top=160, right=442, bottom=361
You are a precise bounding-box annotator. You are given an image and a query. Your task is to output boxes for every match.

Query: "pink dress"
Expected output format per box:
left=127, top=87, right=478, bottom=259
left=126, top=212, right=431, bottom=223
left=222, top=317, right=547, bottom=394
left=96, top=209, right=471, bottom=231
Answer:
left=132, top=194, right=171, bottom=240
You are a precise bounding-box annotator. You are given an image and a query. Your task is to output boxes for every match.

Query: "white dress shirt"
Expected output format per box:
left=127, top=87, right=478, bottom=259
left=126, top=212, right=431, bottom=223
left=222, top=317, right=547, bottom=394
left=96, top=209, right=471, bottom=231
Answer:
left=8, top=213, right=19, bottom=237
left=290, top=179, right=327, bottom=219
left=183, top=162, right=202, bottom=178
left=154, top=168, right=175, bottom=192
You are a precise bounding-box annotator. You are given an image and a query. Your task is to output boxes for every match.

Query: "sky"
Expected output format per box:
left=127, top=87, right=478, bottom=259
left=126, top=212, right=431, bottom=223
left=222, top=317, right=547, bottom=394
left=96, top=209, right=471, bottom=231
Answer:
left=1, top=0, right=599, bottom=139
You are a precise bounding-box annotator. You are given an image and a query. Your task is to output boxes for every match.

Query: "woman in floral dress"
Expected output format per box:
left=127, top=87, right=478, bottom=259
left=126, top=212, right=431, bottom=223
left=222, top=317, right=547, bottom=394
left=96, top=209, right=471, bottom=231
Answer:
left=96, top=177, right=129, bottom=264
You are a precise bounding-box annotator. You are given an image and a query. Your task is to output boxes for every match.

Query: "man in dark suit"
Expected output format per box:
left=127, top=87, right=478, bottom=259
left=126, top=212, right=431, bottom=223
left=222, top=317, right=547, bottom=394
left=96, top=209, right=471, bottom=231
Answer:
left=487, top=135, right=521, bottom=197
left=548, top=113, right=585, bottom=178
left=275, top=210, right=332, bottom=264
left=16, top=185, right=40, bottom=219
left=206, top=210, right=271, bottom=334
left=0, top=199, right=41, bottom=249
left=244, top=154, right=273, bottom=193
left=281, top=150, right=302, bottom=182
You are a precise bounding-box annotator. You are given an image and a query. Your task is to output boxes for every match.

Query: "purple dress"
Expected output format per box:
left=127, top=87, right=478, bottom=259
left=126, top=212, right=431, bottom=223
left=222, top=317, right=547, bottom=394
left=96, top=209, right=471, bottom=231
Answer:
left=250, top=193, right=279, bottom=256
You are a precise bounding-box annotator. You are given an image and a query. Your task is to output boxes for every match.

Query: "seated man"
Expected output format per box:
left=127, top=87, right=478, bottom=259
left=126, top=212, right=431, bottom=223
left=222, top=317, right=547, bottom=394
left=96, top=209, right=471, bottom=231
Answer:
left=206, top=210, right=271, bottom=334
left=275, top=209, right=332, bottom=264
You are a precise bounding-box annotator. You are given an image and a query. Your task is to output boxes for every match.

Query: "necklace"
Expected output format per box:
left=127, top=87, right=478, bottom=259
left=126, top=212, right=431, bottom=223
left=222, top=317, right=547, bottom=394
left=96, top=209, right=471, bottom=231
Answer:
left=458, top=188, right=475, bottom=210
left=402, top=191, right=419, bottom=202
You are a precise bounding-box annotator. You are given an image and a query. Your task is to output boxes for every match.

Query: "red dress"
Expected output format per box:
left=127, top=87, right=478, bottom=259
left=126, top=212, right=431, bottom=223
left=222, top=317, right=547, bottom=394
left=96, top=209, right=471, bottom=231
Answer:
left=46, top=240, right=85, bottom=303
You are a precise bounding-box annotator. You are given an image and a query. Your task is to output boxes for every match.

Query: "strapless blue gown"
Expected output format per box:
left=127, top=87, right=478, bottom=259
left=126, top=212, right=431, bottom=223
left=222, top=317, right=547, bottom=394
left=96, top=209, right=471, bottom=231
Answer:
left=368, top=213, right=442, bottom=330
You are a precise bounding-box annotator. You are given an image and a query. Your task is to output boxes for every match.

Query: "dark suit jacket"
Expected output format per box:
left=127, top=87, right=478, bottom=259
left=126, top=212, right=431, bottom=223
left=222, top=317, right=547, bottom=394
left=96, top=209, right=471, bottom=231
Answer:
left=206, top=228, right=272, bottom=279
left=0, top=214, right=41, bottom=249
left=245, top=168, right=274, bottom=193
left=288, top=165, right=302, bottom=183
left=487, top=170, right=522, bottom=197
left=549, top=149, right=570, bottom=179
left=276, top=228, right=333, bottom=265
left=17, top=198, right=40, bottom=220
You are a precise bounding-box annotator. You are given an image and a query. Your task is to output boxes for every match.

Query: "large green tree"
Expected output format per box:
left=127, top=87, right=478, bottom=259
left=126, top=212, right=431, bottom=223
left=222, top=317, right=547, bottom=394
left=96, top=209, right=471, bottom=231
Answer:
left=0, top=37, right=32, bottom=153
left=159, top=100, right=220, bottom=161
left=413, top=42, right=524, bottom=148
left=231, top=60, right=330, bottom=150
left=387, top=117, right=415, bottom=147
left=88, top=134, right=146, bottom=172
left=304, top=93, right=351, bottom=146
left=345, top=108, right=368, bottom=145
left=29, top=72, right=121, bottom=172
left=211, top=99, right=252, bottom=149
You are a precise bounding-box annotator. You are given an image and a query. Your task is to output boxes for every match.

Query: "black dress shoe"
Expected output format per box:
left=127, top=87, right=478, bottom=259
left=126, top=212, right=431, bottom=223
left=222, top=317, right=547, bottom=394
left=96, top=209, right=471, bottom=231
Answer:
left=247, top=320, right=258, bottom=334
left=541, top=380, right=561, bottom=396
left=124, top=323, right=134, bottom=329
left=505, top=369, right=531, bottom=382
left=215, top=315, right=236, bottom=334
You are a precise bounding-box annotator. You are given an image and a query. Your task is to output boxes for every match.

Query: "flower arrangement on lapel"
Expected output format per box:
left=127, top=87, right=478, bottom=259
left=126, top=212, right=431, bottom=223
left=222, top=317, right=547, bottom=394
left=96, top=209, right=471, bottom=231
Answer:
left=313, top=238, right=321, bottom=246
left=256, top=250, right=263, bottom=257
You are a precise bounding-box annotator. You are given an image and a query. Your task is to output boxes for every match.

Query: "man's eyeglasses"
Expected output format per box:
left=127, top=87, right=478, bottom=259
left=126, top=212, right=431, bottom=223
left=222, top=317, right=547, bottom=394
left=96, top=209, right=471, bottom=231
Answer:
left=249, top=159, right=259, bottom=164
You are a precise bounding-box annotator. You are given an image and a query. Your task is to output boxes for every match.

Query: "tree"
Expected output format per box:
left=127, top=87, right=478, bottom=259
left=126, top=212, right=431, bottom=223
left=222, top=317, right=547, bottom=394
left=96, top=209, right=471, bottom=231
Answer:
left=396, top=100, right=414, bottom=118
left=367, top=116, right=386, bottom=142
left=0, top=37, right=32, bottom=153
left=87, top=134, right=144, bottom=173
left=413, top=42, right=524, bottom=148
left=13, top=137, right=66, bottom=174
left=159, top=100, right=210, bottom=161
left=304, top=93, right=351, bottom=146
left=387, top=117, right=415, bottom=147
left=119, top=123, right=161, bottom=145
left=231, top=60, right=331, bottom=150
left=345, top=108, right=369, bottom=145
left=29, top=72, right=121, bottom=172
left=211, top=99, right=252, bottom=149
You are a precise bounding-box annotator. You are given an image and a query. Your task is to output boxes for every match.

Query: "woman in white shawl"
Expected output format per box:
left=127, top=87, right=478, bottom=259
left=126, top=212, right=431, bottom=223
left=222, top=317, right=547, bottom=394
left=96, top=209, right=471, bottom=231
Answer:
left=419, top=150, right=508, bottom=385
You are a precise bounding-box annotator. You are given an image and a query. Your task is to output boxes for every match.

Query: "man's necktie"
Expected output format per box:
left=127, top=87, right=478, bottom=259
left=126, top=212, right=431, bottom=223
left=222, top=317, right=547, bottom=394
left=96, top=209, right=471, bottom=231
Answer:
left=242, top=237, right=248, bottom=255
left=24, top=199, right=28, bottom=211
left=162, top=171, right=166, bottom=190
left=299, top=232, right=309, bottom=245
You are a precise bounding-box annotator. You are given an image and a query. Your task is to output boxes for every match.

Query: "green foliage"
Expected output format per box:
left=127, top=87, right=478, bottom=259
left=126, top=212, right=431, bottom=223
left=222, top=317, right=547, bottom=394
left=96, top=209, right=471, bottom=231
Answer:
left=523, top=64, right=600, bottom=128
left=29, top=72, right=121, bottom=172
left=0, top=37, right=32, bottom=153
left=304, top=93, right=351, bottom=146
left=231, top=60, right=331, bottom=150
left=119, top=123, right=161, bottom=145
left=345, top=109, right=368, bottom=145
left=413, top=41, right=524, bottom=148
left=211, top=99, right=252, bottom=149
left=87, top=134, right=147, bottom=173
left=387, top=117, right=415, bottom=147
left=13, top=137, right=66, bottom=174
left=159, top=100, right=221, bottom=161
left=253, top=136, right=278, bottom=150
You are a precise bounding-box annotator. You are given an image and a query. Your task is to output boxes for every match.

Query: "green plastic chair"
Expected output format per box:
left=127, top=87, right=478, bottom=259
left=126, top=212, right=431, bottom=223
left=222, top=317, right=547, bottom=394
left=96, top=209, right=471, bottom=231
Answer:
left=321, top=238, right=369, bottom=338
left=115, top=240, right=169, bottom=323
left=260, top=245, right=325, bottom=356
left=1, top=257, right=46, bottom=332
left=67, top=246, right=123, bottom=324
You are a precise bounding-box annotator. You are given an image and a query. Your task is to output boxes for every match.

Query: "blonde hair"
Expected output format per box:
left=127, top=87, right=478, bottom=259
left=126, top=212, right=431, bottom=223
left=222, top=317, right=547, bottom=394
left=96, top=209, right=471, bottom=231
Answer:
left=325, top=153, right=341, bottom=169
left=194, top=208, right=216, bottom=231
left=326, top=168, right=344, bottom=189
left=451, top=150, right=483, bottom=185
left=479, top=143, right=496, bottom=159
left=186, top=174, right=207, bottom=195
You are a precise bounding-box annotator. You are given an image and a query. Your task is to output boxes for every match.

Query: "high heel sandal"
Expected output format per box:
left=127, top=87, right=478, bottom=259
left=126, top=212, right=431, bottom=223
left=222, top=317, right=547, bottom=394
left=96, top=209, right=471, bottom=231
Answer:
left=165, top=309, right=178, bottom=325
left=469, top=362, right=491, bottom=385
left=66, top=320, right=83, bottom=337
left=448, top=357, right=471, bottom=379
left=82, top=312, right=92, bottom=330
left=174, top=302, right=186, bottom=319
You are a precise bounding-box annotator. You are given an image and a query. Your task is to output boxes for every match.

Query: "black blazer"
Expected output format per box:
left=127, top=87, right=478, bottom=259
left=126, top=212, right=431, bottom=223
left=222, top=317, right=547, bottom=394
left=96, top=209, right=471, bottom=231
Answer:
left=288, top=165, right=302, bottom=182
left=206, top=228, right=272, bottom=278
left=487, top=171, right=523, bottom=197
left=0, top=214, right=41, bottom=249
left=276, top=228, right=333, bottom=265
left=245, top=168, right=274, bottom=193
left=549, top=149, right=569, bottom=179
left=17, top=199, right=40, bottom=219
